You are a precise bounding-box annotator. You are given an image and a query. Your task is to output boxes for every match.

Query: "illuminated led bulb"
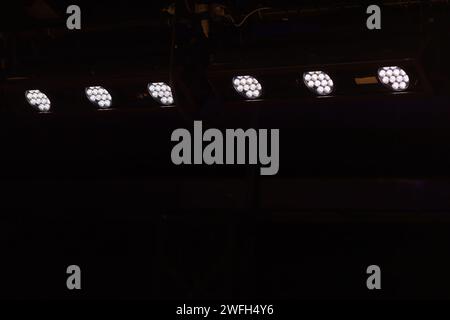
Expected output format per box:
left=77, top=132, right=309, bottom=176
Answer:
left=148, top=82, right=175, bottom=106
left=377, top=66, right=410, bottom=91
left=303, top=71, right=335, bottom=96
left=232, top=76, right=263, bottom=100
left=25, top=90, right=51, bottom=112
left=85, top=86, right=112, bottom=109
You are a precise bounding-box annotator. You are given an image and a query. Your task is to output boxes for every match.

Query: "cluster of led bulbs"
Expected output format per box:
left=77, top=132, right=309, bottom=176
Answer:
left=85, top=86, right=113, bottom=109
left=232, top=76, right=263, bottom=99
left=377, top=66, right=410, bottom=91
left=148, top=82, right=174, bottom=106
left=25, top=90, right=51, bottom=112
left=303, top=71, right=334, bottom=96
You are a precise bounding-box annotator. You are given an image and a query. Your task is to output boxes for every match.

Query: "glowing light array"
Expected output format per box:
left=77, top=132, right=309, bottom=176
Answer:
left=148, top=82, right=174, bottom=106
left=18, top=67, right=414, bottom=112
left=85, top=86, right=112, bottom=109
left=232, top=76, right=262, bottom=100
left=25, top=90, right=51, bottom=112
left=378, top=66, right=410, bottom=91
left=303, top=71, right=334, bottom=96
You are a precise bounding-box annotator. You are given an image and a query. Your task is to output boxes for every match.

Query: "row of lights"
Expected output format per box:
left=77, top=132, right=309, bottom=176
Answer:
left=24, top=66, right=410, bottom=113
left=25, top=82, right=174, bottom=113
left=232, top=66, right=410, bottom=100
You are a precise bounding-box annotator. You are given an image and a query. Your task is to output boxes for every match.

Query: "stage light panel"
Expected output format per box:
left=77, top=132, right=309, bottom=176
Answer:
left=85, top=86, right=112, bottom=109
left=232, top=76, right=262, bottom=100
left=303, top=71, right=334, bottom=96
left=25, top=90, right=51, bottom=112
left=377, top=66, right=410, bottom=91
left=148, top=82, right=174, bottom=106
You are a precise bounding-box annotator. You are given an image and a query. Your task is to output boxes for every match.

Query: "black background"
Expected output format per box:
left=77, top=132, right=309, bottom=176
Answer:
left=1, top=0, right=450, bottom=301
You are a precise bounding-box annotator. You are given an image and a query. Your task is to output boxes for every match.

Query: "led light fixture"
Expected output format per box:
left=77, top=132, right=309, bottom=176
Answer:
left=303, top=71, right=334, bottom=96
left=148, top=82, right=174, bottom=106
left=25, top=90, right=51, bottom=112
left=85, top=86, right=112, bottom=109
left=232, top=76, right=263, bottom=100
left=377, top=66, right=410, bottom=92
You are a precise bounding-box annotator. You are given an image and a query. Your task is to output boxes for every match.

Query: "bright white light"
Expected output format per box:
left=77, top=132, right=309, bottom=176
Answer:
left=303, top=71, right=334, bottom=96
left=148, top=82, right=174, bottom=106
left=232, top=76, right=262, bottom=100
left=377, top=66, right=410, bottom=92
left=25, top=90, right=51, bottom=112
left=85, top=86, right=112, bottom=109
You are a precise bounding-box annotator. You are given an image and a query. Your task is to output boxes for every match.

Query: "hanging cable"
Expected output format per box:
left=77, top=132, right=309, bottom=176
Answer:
left=223, top=7, right=272, bottom=28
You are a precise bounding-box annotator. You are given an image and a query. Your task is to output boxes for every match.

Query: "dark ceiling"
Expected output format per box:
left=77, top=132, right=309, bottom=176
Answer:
left=0, top=1, right=448, bottom=92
